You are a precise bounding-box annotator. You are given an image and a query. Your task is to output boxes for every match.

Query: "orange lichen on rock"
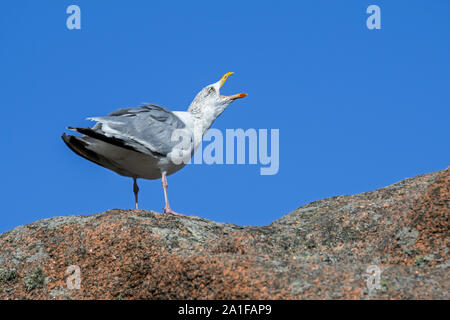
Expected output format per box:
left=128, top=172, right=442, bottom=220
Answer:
left=0, top=168, right=448, bottom=299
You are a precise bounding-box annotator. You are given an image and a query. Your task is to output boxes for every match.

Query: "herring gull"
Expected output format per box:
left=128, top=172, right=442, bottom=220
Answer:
left=62, top=72, right=247, bottom=215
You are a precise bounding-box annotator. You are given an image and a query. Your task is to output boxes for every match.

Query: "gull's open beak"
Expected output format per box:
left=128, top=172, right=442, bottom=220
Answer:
left=218, top=72, right=247, bottom=100
left=219, top=72, right=234, bottom=88
left=228, top=93, right=248, bottom=100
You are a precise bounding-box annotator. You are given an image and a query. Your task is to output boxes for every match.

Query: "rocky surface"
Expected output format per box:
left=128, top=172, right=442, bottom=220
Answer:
left=0, top=168, right=448, bottom=299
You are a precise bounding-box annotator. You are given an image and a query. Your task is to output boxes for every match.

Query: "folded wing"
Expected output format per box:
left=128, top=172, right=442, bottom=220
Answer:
left=78, top=104, right=189, bottom=157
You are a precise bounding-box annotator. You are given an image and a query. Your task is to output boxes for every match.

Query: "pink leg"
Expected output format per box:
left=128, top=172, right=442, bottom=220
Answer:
left=161, top=172, right=183, bottom=216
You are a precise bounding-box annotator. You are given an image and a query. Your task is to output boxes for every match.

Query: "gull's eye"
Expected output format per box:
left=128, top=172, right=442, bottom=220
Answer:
left=208, top=87, right=215, bottom=94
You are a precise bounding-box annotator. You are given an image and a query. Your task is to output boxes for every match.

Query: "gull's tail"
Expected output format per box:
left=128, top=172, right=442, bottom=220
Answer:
left=61, top=133, right=112, bottom=170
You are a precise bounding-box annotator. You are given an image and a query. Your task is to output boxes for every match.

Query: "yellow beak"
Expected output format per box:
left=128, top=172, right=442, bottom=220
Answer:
left=219, top=72, right=247, bottom=100
left=229, top=93, right=248, bottom=100
left=219, top=72, right=234, bottom=88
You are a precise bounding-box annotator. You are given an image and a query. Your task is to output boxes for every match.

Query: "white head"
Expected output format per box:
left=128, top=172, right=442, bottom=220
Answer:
left=188, top=72, right=247, bottom=121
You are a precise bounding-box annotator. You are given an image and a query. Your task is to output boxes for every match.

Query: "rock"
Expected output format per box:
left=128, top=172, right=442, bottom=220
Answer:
left=0, top=168, right=448, bottom=299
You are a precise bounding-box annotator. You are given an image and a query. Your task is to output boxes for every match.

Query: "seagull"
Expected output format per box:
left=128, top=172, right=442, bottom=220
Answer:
left=62, top=72, right=247, bottom=215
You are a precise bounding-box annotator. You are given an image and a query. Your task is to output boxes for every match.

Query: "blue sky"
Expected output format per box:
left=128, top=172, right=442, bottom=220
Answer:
left=1, top=1, right=449, bottom=233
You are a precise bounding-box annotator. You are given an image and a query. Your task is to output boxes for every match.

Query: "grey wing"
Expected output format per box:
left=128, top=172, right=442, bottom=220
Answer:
left=89, top=104, right=190, bottom=156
